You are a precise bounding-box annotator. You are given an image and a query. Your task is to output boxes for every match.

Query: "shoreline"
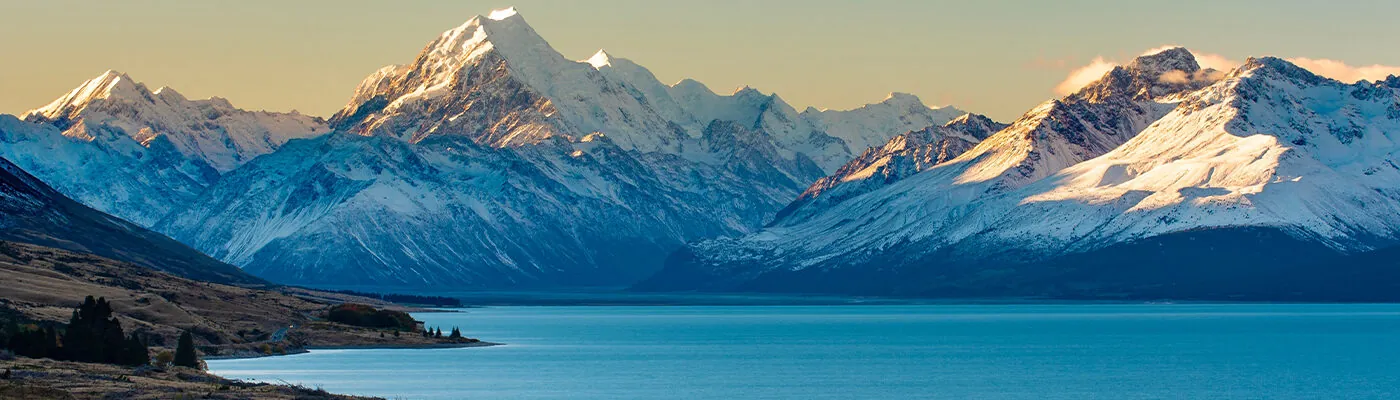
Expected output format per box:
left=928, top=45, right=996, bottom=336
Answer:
left=204, top=341, right=502, bottom=361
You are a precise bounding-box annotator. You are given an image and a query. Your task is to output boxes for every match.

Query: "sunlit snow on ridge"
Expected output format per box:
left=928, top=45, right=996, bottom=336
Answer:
left=488, top=7, right=518, bottom=21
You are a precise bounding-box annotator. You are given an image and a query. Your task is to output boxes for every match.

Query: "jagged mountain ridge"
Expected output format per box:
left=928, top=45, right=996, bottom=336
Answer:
left=0, top=71, right=328, bottom=226
left=331, top=9, right=961, bottom=173
left=776, top=112, right=1008, bottom=222
left=24, top=71, right=328, bottom=173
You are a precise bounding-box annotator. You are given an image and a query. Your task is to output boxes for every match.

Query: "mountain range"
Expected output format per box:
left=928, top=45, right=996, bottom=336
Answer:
left=2, top=7, right=1399, bottom=300
left=0, top=8, right=963, bottom=288
left=642, top=49, right=1400, bottom=300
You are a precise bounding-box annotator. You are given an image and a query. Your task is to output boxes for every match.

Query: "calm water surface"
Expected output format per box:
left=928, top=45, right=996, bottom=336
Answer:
left=208, top=304, right=1400, bottom=399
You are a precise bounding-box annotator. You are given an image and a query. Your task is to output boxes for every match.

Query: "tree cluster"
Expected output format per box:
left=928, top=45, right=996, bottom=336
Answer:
left=326, top=303, right=416, bottom=330
left=329, top=290, right=462, bottom=307
left=420, top=326, right=463, bottom=339
left=1, top=296, right=149, bottom=366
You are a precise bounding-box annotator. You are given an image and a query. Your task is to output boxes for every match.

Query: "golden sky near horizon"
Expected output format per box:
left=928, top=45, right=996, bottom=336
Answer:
left=3, top=0, right=1399, bottom=121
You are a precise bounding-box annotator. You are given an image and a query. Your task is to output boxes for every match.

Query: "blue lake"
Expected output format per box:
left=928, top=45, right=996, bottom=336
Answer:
left=207, top=304, right=1400, bottom=399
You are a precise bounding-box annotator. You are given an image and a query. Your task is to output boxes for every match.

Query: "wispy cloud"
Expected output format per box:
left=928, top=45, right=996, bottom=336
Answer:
left=1053, top=57, right=1115, bottom=96
left=1284, top=58, right=1400, bottom=83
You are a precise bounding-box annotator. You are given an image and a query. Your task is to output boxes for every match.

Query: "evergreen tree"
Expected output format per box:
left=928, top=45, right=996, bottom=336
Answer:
left=61, top=296, right=136, bottom=364
left=173, top=330, right=199, bottom=369
left=434, top=327, right=442, bottom=338
left=123, top=334, right=149, bottom=366
left=2, top=296, right=148, bottom=366
left=449, top=327, right=462, bottom=339
left=4, top=326, right=58, bottom=359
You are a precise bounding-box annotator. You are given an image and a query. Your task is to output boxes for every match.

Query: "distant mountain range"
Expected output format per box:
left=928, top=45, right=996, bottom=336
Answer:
left=3, top=7, right=1399, bottom=300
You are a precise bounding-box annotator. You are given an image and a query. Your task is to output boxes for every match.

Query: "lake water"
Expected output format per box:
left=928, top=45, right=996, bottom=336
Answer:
left=208, top=304, right=1400, bottom=399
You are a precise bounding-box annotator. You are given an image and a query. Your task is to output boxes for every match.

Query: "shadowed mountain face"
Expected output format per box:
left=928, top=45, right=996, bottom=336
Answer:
left=649, top=227, right=1399, bottom=302
left=0, top=156, right=261, bottom=285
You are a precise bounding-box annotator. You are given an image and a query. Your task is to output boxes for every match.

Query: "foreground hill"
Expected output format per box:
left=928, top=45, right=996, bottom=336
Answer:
left=643, top=49, right=1400, bottom=300
left=0, top=356, right=376, bottom=400
left=0, top=241, right=471, bottom=355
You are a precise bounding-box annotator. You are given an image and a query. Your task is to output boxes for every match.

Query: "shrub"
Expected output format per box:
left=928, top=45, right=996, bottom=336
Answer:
left=155, top=350, right=175, bottom=367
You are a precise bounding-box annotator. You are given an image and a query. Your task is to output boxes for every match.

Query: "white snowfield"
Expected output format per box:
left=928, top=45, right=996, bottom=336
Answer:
left=676, top=48, right=1400, bottom=280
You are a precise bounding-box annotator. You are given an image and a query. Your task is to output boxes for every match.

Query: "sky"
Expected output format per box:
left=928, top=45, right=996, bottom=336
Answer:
left=3, top=0, right=1400, bottom=121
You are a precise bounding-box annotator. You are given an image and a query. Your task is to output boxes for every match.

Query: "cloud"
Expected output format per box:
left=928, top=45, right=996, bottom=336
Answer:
left=1053, top=57, right=1115, bottom=96
left=1157, top=69, right=1228, bottom=85
left=1284, top=58, right=1400, bottom=83
left=1053, top=45, right=1400, bottom=97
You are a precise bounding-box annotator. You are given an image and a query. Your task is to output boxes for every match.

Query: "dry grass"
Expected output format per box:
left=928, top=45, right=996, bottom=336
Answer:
left=0, top=356, right=378, bottom=399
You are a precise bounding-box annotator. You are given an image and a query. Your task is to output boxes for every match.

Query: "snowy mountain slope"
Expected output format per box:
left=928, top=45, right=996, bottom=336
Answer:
left=640, top=48, right=1337, bottom=295
left=0, top=71, right=327, bottom=226
left=330, top=9, right=689, bottom=153
left=982, top=57, right=1400, bottom=254
left=0, top=115, right=213, bottom=226
left=776, top=113, right=1007, bottom=222
left=801, top=93, right=966, bottom=155
left=156, top=131, right=810, bottom=286
left=0, top=155, right=261, bottom=285
left=759, top=48, right=1218, bottom=247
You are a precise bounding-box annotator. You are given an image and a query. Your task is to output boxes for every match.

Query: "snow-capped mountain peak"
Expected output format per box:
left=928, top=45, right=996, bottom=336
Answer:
left=26, top=70, right=143, bottom=121
left=21, top=71, right=328, bottom=173
left=1128, top=47, right=1200, bottom=75
left=586, top=49, right=614, bottom=69
left=880, top=92, right=926, bottom=107
left=799, top=92, right=965, bottom=162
